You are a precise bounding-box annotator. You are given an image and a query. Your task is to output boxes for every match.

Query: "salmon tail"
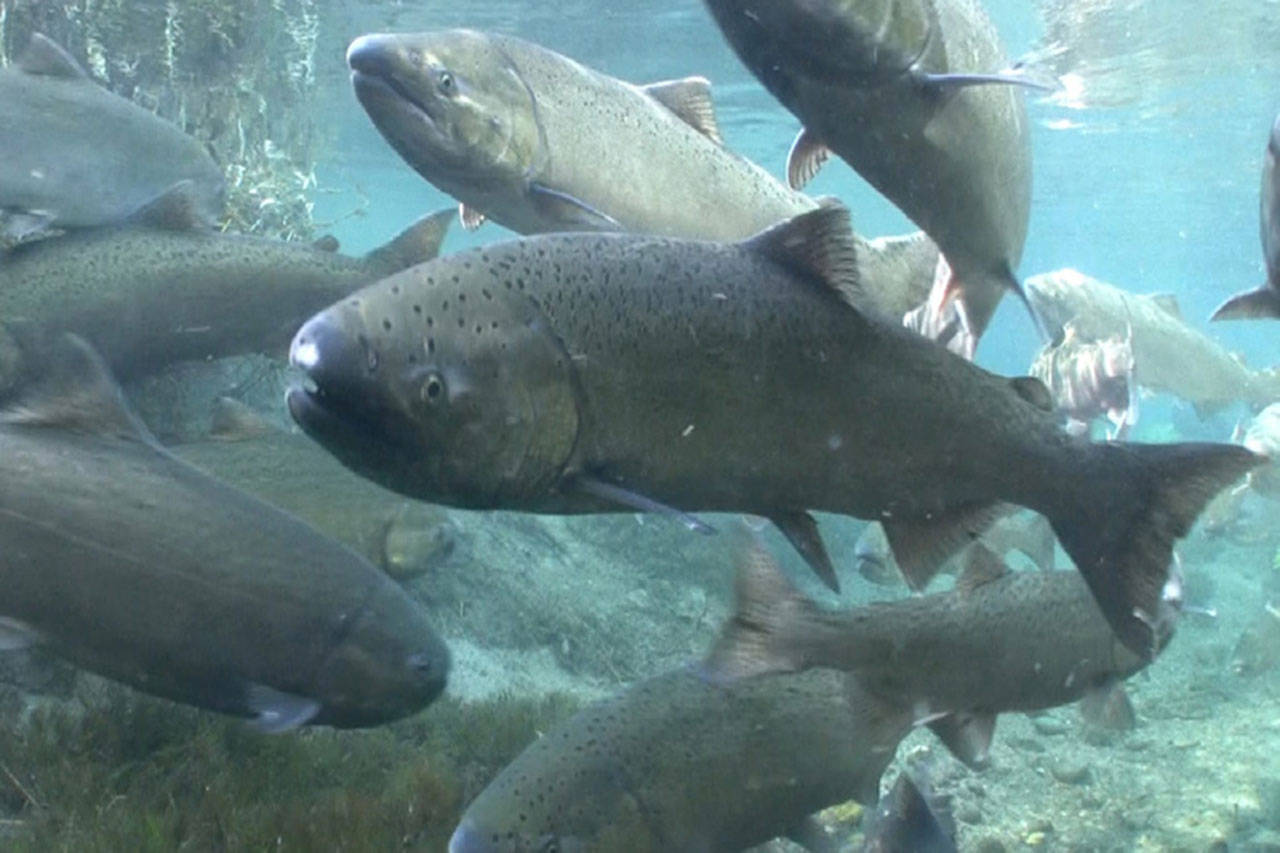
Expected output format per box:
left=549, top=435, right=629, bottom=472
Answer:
left=1048, top=442, right=1262, bottom=659
left=1210, top=285, right=1280, bottom=321
left=698, top=534, right=814, bottom=685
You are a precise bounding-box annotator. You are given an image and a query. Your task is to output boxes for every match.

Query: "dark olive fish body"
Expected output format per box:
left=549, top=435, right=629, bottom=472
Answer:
left=702, top=0, right=1033, bottom=348
left=0, top=34, right=224, bottom=243
left=449, top=669, right=909, bottom=853
left=0, top=206, right=451, bottom=382
left=289, top=207, right=1260, bottom=657
left=0, top=338, right=448, bottom=729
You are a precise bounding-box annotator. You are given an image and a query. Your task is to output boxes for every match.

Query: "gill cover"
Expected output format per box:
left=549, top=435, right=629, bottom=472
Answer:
left=303, top=267, right=580, bottom=505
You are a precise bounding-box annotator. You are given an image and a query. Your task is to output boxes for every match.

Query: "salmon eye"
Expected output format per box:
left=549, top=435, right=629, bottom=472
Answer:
left=421, top=372, right=446, bottom=404
left=437, top=70, right=456, bottom=95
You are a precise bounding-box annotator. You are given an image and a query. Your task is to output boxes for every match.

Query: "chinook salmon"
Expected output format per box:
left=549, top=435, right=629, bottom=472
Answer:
left=449, top=667, right=913, bottom=853
left=1026, top=268, right=1280, bottom=414
left=1213, top=113, right=1280, bottom=321
left=701, top=0, right=1044, bottom=355
left=0, top=186, right=452, bottom=386
left=0, top=33, right=224, bottom=246
left=345, top=29, right=939, bottom=321
left=0, top=335, right=449, bottom=729
left=287, top=204, right=1260, bottom=657
left=703, top=537, right=1156, bottom=765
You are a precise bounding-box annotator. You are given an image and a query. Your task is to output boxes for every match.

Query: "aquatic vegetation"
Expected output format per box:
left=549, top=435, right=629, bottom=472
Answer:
left=0, top=0, right=324, bottom=239
left=0, top=680, right=578, bottom=850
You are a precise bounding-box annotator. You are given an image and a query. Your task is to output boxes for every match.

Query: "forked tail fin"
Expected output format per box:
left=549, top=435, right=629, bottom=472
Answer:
left=1048, top=442, right=1261, bottom=658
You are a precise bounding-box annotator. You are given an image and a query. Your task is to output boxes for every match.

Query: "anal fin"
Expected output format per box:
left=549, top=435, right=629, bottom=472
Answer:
left=882, top=503, right=1012, bottom=590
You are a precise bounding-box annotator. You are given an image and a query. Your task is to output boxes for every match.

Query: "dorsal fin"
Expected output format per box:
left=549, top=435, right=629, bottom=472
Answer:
left=0, top=334, right=155, bottom=443
left=126, top=180, right=208, bottom=231
left=743, top=200, right=860, bottom=299
left=364, top=207, right=455, bottom=273
left=1146, top=292, right=1182, bottom=319
left=17, top=33, right=89, bottom=80
left=640, top=77, right=722, bottom=144
left=956, top=543, right=1009, bottom=594
left=1010, top=376, right=1054, bottom=412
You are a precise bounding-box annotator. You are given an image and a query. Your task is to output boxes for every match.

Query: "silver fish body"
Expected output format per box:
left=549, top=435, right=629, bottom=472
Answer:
left=0, top=34, right=224, bottom=244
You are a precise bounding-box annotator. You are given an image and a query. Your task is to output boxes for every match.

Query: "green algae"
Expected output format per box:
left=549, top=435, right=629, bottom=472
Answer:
left=0, top=680, right=579, bottom=850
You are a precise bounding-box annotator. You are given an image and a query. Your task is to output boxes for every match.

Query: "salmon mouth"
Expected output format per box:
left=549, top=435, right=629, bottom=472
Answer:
left=351, top=70, right=440, bottom=127
left=285, top=384, right=422, bottom=486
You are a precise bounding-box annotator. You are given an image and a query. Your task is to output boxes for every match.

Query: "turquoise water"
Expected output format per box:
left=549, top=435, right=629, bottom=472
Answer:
left=1, top=1, right=1279, bottom=849
left=315, top=1, right=1277, bottom=389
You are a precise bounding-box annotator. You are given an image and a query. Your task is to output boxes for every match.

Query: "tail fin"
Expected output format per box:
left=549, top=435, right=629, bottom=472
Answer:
left=1210, top=285, right=1280, bottom=321
left=363, top=207, right=455, bottom=273
left=1048, top=442, right=1261, bottom=659
left=699, top=535, right=815, bottom=684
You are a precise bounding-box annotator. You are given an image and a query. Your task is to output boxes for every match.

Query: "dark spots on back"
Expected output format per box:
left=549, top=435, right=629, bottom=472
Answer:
left=391, top=284, right=400, bottom=295
left=413, top=304, right=422, bottom=315
left=382, top=318, right=392, bottom=331
left=427, top=337, right=435, bottom=354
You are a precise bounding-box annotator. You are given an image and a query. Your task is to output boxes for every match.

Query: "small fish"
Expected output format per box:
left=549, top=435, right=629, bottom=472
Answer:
left=1029, top=321, right=1136, bottom=438
left=288, top=204, right=1259, bottom=656
left=1026, top=268, right=1280, bottom=415
left=449, top=668, right=913, bottom=852
left=0, top=335, right=448, bottom=729
left=0, top=192, right=452, bottom=383
left=381, top=503, right=460, bottom=582
left=1212, top=113, right=1280, bottom=321
left=1232, top=602, right=1280, bottom=676
left=208, top=397, right=278, bottom=442
left=702, top=537, right=1157, bottom=766
left=0, top=33, right=225, bottom=246
left=701, top=0, right=1047, bottom=355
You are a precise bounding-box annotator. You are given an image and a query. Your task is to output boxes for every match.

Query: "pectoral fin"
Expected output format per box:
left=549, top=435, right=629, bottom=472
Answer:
left=0, top=617, right=41, bottom=650
left=528, top=184, right=621, bottom=230
left=245, top=684, right=321, bottom=733
left=787, top=127, right=831, bottom=190
left=459, top=203, right=486, bottom=231
left=0, top=209, right=60, bottom=249
left=919, top=71, right=1055, bottom=92
left=575, top=475, right=715, bottom=534
left=926, top=712, right=996, bottom=769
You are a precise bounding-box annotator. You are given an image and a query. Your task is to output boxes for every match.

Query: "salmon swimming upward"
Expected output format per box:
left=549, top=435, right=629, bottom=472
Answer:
left=1213, top=112, right=1280, bottom=320
left=345, top=28, right=939, bottom=321
left=287, top=204, right=1260, bottom=658
left=701, top=0, right=1045, bottom=355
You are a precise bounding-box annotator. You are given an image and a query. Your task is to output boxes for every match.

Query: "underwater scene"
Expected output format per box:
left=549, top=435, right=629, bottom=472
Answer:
left=0, top=0, right=1278, bottom=849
